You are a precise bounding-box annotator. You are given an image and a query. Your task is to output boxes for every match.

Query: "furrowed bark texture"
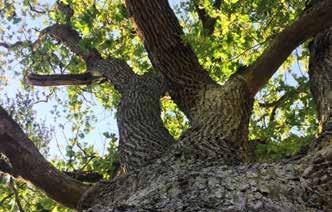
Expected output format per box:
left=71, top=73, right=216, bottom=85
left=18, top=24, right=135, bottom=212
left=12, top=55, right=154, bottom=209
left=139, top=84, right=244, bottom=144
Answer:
left=303, top=28, right=332, bottom=208
left=309, top=27, right=332, bottom=131
left=125, top=0, right=254, bottom=162
left=179, top=76, right=253, bottom=162
left=118, top=72, right=175, bottom=172
left=79, top=76, right=332, bottom=211
left=125, top=0, right=216, bottom=120
left=0, top=107, right=89, bottom=209
left=27, top=72, right=104, bottom=86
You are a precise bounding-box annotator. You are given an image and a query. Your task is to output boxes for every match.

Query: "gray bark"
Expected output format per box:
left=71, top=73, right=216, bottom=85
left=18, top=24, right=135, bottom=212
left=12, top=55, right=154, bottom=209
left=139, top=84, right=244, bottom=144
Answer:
left=78, top=139, right=332, bottom=211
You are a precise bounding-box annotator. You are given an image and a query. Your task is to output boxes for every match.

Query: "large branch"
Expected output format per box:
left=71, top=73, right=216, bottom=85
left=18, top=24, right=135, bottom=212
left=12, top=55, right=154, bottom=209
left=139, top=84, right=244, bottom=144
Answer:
left=117, top=72, right=175, bottom=172
left=42, top=24, right=96, bottom=61
left=243, top=0, right=332, bottom=96
left=27, top=72, right=105, bottom=86
left=34, top=23, right=137, bottom=93
left=125, top=0, right=215, bottom=120
left=0, top=106, right=89, bottom=208
left=0, top=41, right=29, bottom=49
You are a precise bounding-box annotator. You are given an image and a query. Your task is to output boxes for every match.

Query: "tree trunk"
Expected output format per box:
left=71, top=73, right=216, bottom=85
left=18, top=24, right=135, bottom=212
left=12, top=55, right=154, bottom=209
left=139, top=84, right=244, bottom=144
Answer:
left=79, top=138, right=332, bottom=211
left=77, top=6, right=332, bottom=211
left=78, top=41, right=332, bottom=210
left=309, top=27, right=332, bottom=132
left=78, top=75, right=332, bottom=211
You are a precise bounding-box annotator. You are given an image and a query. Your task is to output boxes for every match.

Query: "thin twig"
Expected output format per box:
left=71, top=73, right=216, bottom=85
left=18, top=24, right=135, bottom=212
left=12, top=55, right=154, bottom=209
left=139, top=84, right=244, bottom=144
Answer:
left=0, top=193, right=14, bottom=205
left=8, top=178, right=24, bottom=212
left=27, top=0, right=46, bottom=14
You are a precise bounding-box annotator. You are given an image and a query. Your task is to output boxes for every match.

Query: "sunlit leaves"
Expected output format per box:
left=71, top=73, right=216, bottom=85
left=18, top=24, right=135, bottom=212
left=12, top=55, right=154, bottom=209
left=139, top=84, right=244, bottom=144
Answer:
left=161, top=97, right=189, bottom=140
left=250, top=72, right=318, bottom=160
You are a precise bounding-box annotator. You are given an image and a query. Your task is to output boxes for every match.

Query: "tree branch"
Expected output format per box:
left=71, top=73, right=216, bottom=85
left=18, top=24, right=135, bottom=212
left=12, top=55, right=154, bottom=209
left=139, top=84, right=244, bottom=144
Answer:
left=26, top=72, right=105, bottom=87
left=41, top=24, right=96, bottom=61
left=31, top=2, right=174, bottom=173
left=243, top=0, right=332, bottom=96
left=193, top=0, right=222, bottom=36
left=0, top=106, right=89, bottom=209
left=259, top=84, right=307, bottom=122
left=125, top=0, right=215, bottom=120
left=37, top=23, right=137, bottom=93
left=0, top=41, right=29, bottom=49
left=63, top=171, right=103, bottom=183
left=8, top=178, right=25, bottom=212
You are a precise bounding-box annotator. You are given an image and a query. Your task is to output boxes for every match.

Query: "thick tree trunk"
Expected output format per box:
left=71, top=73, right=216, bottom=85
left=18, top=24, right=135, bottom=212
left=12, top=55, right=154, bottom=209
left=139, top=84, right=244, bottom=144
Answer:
left=77, top=3, right=332, bottom=210
left=78, top=75, right=332, bottom=211
left=79, top=139, right=332, bottom=211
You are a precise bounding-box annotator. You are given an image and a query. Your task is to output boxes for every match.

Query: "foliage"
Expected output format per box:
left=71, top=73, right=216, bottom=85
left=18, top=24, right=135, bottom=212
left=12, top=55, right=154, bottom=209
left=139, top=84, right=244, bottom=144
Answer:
left=0, top=0, right=319, bottom=210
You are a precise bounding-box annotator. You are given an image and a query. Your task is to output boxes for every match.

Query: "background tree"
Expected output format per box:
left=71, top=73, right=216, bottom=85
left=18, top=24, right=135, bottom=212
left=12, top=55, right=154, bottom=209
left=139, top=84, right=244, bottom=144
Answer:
left=0, top=0, right=332, bottom=211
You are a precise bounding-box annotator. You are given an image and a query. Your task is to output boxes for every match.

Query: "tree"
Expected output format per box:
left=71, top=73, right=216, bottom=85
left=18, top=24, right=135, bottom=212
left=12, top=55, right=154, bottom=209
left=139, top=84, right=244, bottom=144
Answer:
left=0, top=0, right=332, bottom=211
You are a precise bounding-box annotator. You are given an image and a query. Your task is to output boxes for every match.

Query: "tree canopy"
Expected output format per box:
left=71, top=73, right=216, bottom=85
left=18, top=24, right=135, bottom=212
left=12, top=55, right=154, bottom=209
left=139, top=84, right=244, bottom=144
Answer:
left=0, top=0, right=331, bottom=211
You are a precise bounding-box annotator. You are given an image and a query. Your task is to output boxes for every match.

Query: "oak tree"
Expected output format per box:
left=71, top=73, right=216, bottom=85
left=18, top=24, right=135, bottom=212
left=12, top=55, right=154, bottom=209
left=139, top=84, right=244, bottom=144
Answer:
left=0, top=0, right=332, bottom=211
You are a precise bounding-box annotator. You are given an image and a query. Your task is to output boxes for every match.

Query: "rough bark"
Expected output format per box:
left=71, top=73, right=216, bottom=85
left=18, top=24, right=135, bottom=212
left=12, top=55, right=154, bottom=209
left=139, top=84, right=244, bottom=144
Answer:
left=76, top=1, right=332, bottom=211
left=27, top=72, right=105, bottom=87
left=28, top=21, right=175, bottom=172
left=78, top=137, right=332, bottom=211
left=117, top=72, right=175, bottom=172
left=179, top=76, right=253, bottom=162
left=309, top=27, right=332, bottom=131
left=125, top=0, right=216, bottom=121
left=78, top=66, right=332, bottom=212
